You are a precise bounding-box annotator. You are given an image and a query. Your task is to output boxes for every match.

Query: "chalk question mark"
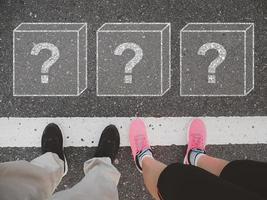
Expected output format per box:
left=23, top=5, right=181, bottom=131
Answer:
left=197, top=42, right=226, bottom=84
left=31, top=42, right=60, bottom=84
left=114, top=42, right=143, bottom=84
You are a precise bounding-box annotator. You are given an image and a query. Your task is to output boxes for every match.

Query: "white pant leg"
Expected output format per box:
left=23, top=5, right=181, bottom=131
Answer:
left=0, top=152, right=64, bottom=200
left=53, top=157, right=121, bottom=200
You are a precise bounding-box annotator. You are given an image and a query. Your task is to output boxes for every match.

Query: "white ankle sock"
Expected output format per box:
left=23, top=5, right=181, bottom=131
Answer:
left=137, top=149, right=153, bottom=168
left=189, top=149, right=205, bottom=166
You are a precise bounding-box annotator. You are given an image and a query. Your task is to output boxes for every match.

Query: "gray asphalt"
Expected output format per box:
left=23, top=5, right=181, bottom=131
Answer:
left=0, top=0, right=267, bottom=199
left=0, top=0, right=266, bottom=117
left=1, top=145, right=267, bottom=200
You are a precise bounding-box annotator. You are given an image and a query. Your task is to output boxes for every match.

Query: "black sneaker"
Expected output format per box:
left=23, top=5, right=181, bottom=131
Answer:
left=94, top=125, right=120, bottom=163
left=41, top=123, right=68, bottom=176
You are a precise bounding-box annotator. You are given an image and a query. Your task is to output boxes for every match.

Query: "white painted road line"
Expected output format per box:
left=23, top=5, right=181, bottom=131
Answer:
left=0, top=117, right=266, bottom=147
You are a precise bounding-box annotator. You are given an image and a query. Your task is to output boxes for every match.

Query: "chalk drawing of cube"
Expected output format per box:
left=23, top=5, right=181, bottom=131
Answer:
left=97, top=23, right=171, bottom=96
left=180, top=23, right=254, bottom=96
left=13, top=23, right=87, bottom=96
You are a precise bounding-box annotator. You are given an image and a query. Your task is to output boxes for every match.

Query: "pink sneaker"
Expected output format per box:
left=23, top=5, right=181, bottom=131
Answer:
left=184, top=118, right=207, bottom=165
left=129, top=119, right=152, bottom=172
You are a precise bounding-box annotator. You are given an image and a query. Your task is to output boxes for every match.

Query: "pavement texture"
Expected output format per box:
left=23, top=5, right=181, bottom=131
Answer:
left=0, top=0, right=266, bottom=117
left=1, top=145, right=267, bottom=200
left=0, top=0, right=266, bottom=199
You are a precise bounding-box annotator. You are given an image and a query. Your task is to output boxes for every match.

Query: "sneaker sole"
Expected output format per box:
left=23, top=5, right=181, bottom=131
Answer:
left=59, top=124, right=68, bottom=177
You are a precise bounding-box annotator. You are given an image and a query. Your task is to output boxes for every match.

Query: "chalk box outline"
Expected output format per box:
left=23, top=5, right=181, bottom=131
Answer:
left=13, top=22, right=88, bottom=96
left=180, top=22, right=254, bottom=96
left=96, top=23, right=171, bottom=96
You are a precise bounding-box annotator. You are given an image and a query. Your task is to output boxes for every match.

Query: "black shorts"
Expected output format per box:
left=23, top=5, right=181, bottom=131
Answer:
left=157, top=160, right=267, bottom=200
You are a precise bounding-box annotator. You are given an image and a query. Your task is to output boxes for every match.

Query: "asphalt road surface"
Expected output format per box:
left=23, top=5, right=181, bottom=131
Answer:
left=0, top=145, right=266, bottom=200
left=0, top=0, right=266, bottom=117
left=0, top=0, right=266, bottom=199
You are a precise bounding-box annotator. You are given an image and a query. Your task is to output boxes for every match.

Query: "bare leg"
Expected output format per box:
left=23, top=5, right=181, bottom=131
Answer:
left=142, top=157, right=167, bottom=200
left=197, top=154, right=229, bottom=176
